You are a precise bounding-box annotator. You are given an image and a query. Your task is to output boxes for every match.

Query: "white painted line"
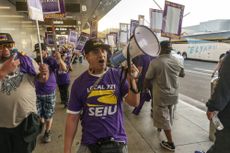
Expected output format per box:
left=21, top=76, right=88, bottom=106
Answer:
left=179, top=93, right=206, bottom=108
left=179, top=99, right=206, bottom=114
left=185, top=69, right=210, bottom=76
left=194, top=67, right=213, bottom=73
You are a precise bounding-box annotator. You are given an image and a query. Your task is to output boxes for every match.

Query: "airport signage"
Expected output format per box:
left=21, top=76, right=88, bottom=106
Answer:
left=46, top=27, right=75, bottom=35
left=44, top=19, right=76, bottom=25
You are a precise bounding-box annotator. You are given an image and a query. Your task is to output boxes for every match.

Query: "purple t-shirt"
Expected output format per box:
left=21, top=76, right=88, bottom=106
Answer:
left=35, top=56, right=58, bottom=95
left=56, top=53, right=71, bottom=85
left=68, top=68, right=129, bottom=144
left=132, top=54, right=154, bottom=82
left=56, top=71, right=70, bottom=85
left=19, top=54, right=37, bottom=76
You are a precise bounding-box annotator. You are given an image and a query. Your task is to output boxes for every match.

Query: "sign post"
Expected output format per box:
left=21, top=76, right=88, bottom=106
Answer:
left=27, top=0, right=44, bottom=64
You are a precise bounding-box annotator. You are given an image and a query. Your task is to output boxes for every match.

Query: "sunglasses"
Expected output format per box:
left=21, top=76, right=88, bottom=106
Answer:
left=0, top=43, right=14, bottom=50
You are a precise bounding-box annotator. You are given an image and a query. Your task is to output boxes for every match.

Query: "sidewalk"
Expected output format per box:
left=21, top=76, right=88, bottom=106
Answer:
left=34, top=61, right=213, bottom=153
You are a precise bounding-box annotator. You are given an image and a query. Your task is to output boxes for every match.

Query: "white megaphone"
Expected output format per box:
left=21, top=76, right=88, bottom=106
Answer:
left=110, top=25, right=160, bottom=67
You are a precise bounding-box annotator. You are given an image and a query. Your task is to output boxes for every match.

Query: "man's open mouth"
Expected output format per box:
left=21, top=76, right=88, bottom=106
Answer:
left=99, top=59, right=105, bottom=63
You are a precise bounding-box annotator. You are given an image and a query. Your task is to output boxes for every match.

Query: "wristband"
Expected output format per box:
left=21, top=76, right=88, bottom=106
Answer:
left=129, top=80, right=140, bottom=94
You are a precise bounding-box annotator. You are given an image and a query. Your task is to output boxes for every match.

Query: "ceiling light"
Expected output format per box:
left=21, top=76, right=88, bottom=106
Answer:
left=0, top=15, right=24, bottom=18
left=7, top=21, right=33, bottom=24
left=0, top=6, right=10, bottom=9
left=66, top=16, right=73, bottom=19
left=0, top=28, right=16, bottom=31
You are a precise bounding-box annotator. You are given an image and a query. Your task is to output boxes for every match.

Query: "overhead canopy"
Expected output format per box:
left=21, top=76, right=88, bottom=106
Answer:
left=8, top=0, right=121, bottom=30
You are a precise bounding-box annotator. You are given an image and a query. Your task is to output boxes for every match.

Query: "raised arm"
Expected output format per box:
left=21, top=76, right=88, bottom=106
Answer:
left=37, top=63, right=49, bottom=83
left=55, top=52, right=67, bottom=72
left=0, top=56, right=20, bottom=80
left=125, top=64, right=140, bottom=107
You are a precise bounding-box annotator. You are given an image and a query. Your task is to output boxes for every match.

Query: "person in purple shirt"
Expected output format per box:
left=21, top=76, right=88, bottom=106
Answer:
left=64, top=38, right=140, bottom=153
left=0, top=33, right=49, bottom=153
left=132, top=54, right=154, bottom=115
left=56, top=46, right=72, bottom=108
left=34, top=43, right=67, bottom=143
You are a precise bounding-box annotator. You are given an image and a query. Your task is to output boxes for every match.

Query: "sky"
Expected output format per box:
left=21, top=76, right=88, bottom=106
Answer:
left=98, top=0, right=230, bottom=32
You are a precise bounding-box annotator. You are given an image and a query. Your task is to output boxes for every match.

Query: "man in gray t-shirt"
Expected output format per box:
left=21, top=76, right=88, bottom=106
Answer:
left=144, top=40, right=185, bottom=152
left=0, top=33, right=49, bottom=153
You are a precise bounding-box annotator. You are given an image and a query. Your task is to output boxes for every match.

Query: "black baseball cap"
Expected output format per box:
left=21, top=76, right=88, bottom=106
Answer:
left=0, top=33, right=15, bottom=45
left=83, top=38, right=110, bottom=54
left=160, top=40, right=172, bottom=50
left=34, top=43, right=47, bottom=52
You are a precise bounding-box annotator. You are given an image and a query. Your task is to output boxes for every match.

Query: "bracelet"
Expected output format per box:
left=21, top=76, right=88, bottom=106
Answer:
left=129, top=79, right=140, bottom=94
left=130, top=87, right=140, bottom=94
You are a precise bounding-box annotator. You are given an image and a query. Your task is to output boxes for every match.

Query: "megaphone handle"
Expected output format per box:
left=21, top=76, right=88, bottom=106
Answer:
left=126, top=45, right=140, bottom=93
left=129, top=79, right=139, bottom=94
left=127, top=44, right=131, bottom=73
left=126, top=45, right=138, bottom=79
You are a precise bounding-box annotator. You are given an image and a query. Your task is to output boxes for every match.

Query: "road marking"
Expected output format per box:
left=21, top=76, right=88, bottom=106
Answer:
left=194, top=67, right=213, bottom=73
left=179, top=100, right=206, bottom=113
left=185, top=69, right=210, bottom=76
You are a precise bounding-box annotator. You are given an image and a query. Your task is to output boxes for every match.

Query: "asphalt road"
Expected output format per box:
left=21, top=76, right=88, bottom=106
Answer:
left=179, top=59, right=217, bottom=110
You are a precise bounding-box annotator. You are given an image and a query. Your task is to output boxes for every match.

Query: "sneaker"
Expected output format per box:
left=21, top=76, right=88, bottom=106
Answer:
left=160, top=141, right=175, bottom=152
left=42, top=130, right=51, bottom=143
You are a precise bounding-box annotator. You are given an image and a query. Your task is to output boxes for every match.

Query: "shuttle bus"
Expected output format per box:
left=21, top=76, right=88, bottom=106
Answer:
left=171, top=31, right=230, bottom=62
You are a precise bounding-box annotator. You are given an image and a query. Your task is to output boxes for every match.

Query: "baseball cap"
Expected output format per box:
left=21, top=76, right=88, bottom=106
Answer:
left=0, top=33, right=15, bottom=45
left=83, top=38, right=110, bottom=54
left=160, top=40, right=172, bottom=50
left=34, top=43, right=47, bottom=52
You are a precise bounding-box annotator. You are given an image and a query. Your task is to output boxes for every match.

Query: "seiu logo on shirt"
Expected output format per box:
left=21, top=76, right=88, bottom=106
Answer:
left=86, top=84, right=117, bottom=117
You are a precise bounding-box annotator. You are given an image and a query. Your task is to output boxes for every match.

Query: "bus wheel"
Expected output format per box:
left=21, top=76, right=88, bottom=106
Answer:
left=182, top=53, right=187, bottom=59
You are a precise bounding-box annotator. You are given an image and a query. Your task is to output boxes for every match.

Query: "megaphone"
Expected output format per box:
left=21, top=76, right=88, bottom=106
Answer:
left=110, top=25, right=160, bottom=67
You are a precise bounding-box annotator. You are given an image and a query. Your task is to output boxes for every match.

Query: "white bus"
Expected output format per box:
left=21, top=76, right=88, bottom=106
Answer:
left=171, top=31, right=230, bottom=62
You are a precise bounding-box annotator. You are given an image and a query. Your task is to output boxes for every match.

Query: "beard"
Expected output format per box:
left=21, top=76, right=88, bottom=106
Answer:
left=35, top=56, right=42, bottom=63
left=0, top=54, right=11, bottom=63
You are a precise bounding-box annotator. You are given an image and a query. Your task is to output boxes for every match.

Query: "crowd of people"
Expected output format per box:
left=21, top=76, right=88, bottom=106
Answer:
left=0, top=32, right=229, bottom=153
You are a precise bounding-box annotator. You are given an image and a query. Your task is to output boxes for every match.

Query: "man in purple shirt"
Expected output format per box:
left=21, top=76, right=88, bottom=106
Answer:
left=56, top=47, right=72, bottom=108
left=64, top=38, right=140, bottom=153
left=132, top=54, right=154, bottom=115
left=34, top=43, right=67, bottom=143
